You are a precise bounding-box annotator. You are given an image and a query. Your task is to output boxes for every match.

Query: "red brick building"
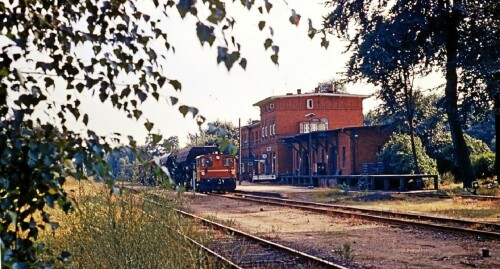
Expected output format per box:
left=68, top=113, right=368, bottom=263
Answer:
left=240, top=86, right=391, bottom=183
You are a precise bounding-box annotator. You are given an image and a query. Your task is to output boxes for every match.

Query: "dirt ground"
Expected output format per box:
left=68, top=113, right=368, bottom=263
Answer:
left=155, top=183, right=500, bottom=268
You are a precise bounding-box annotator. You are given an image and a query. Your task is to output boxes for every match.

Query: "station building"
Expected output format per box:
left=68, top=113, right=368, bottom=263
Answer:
left=239, top=86, right=391, bottom=184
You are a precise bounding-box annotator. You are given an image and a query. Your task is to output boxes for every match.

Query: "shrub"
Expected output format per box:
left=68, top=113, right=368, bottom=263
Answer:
left=471, top=153, right=495, bottom=179
left=379, top=133, right=438, bottom=175
left=427, top=132, right=493, bottom=174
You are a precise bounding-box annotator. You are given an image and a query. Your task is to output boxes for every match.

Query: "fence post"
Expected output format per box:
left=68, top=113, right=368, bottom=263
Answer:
left=400, top=178, right=406, bottom=191
left=434, top=175, right=439, bottom=190
left=384, top=178, right=389, bottom=191
left=416, top=176, right=422, bottom=190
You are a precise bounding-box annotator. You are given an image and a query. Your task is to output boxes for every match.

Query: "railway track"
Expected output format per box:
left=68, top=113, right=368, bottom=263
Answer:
left=405, top=192, right=500, bottom=201
left=141, top=193, right=350, bottom=269
left=221, top=193, right=500, bottom=239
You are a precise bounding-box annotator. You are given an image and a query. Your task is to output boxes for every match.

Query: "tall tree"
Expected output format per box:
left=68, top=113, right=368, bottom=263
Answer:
left=345, top=11, right=430, bottom=175
left=457, top=1, right=499, bottom=182
left=324, top=0, right=497, bottom=187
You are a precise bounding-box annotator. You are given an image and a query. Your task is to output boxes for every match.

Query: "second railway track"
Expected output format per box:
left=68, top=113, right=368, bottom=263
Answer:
left=220, top=192, right=500, bottom=239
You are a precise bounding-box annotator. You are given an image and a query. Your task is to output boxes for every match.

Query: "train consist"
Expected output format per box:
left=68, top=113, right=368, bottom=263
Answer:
left=164, top=146, right=237, bottom=193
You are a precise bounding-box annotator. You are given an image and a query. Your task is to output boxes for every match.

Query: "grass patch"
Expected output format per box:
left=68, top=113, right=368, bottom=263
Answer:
left=307, top=188, right=364, bottom=203
left=37, top=179, right=220, bottom=268
left=306, top=187, right=500, bottom=221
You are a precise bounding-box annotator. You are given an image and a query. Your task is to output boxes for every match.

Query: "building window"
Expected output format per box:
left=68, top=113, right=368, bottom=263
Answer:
left=300, top=122, right=310, bottom=133
left=307, top=99, right=313, bottom=109
left=342, top=147, right=346, bottom=168
left=310, top=124, right=317, bottom=132
left=301, top=122, right=322, bottom=133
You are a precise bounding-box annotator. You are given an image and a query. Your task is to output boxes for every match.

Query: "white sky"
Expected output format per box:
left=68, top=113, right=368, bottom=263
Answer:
left=9, top=0, right=444, bottom=147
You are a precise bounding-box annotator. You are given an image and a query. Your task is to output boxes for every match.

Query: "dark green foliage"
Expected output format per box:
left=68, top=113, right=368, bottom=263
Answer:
left=471, top=153, right=496, bottom=179
left=466, top=113, right=496, bottom=151
left=379, top=133, right=438, bottom=175
left=0, top=116, right=111, bottom=267
left=428, top=132, right=493, bottom=176
left=317, top=77, right=347, bottom=93
left=187, top=120, right=239, bottom=155
left=107, top=135, right=179, bottom=186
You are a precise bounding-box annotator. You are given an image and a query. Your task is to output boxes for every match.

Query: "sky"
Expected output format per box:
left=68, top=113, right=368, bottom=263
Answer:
left=17, top=0, right=444, bottom=147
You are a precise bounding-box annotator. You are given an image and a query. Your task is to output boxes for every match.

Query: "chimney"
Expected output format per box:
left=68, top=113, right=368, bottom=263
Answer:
left=297, top=89, right=302, bottom=94
left=315, top=87, right=319, bottom=93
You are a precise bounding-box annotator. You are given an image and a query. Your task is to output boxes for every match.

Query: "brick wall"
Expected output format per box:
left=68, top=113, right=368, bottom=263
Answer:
left=241, top=92, right=387, bottom=178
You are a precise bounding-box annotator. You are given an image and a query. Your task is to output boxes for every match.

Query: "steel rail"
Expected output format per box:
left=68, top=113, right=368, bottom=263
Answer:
left=224, top=193, right=500, bottom=239
left=143, top=193, right=348, bottom=269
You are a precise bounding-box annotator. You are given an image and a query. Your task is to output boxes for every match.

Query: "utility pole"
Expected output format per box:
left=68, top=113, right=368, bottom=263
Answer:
left=238, top=118, right=242, bottom=185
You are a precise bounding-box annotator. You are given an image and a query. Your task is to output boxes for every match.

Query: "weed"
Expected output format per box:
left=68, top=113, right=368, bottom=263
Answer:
left=270, top=225, right=282, bottom=234
left=356, top=176, right=371, bottom=191
left=224, top=218, right=236, bottom=227
left=440, top=172, right=455, bottom=186
left=338, top=183, right=351, bottom=194
left=336, top=242, right=354, bottom=260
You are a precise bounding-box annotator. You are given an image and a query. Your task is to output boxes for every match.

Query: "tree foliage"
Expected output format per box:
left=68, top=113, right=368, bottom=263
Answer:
left=0, top=119, right=111, bottom=267
left=106, top=136, right=178, bottom=185
left=187, top=120, right=239, bottom=155
left=379, top=133, right=438, bottom=175
left=471, top=153, right=496, bottom=179
left=323, top=0, right=498, bottom=186
left=367, top=94, right=495, bottom=180
left=365, top=93, right=449, bottom=149
left=465, top=112, right=496, bottom=151
left=317, top=77, right=347, bottom=93
left=427, top=132, right=493, bottom=176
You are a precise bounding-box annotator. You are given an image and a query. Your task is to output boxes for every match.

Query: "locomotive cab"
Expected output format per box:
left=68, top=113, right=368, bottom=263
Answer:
left=195, top=153, right=237, bottom=193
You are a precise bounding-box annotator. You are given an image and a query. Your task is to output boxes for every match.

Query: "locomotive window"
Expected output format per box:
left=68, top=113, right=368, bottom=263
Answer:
left=223, top=157, right=234, bottom=167
left=202, top=157, right=213, bottom=167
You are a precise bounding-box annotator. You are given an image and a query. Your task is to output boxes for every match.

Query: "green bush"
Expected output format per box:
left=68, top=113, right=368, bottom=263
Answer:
left=379, top=133, right=438, bottom=175
left=427, top=132, right=492, bottom=174
left=471, top=153, right=496, bottom=179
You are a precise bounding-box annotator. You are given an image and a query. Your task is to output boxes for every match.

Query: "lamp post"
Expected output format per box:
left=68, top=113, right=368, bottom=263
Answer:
left=305, top=113, right=315, bottom=185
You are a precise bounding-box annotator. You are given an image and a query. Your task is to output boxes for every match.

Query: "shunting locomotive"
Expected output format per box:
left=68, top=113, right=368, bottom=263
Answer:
left=165, top=146, right=237, bottom=193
